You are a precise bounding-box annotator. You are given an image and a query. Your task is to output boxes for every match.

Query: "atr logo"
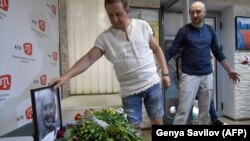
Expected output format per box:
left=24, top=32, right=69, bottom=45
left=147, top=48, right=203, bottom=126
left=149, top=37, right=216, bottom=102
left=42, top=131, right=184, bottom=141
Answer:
left=23, top=43, right=33, bottom=56
left=38, top=20, right=45, bottom=32
left=40, top=75, right=47, bottom=85
left=51, top=4, right=56, bottom=15
left=53, top=52, right=58, bottom=61
left=25, top=107, right=33, bottom=120
left=0, top=74, right=11, bottom=90
left=0, top=0, right=8, bottom=11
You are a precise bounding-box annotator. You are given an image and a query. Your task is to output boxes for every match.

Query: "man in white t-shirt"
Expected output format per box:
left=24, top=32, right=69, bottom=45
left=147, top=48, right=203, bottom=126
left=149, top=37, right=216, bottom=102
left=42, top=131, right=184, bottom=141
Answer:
left=49, top=0, right=170, bottom=128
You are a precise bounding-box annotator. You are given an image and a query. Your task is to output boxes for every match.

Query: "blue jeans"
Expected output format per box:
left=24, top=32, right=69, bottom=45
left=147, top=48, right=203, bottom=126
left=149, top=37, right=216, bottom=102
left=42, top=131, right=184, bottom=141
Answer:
left=209, top=98, right=217, bottom=121
left=122, top=83, right=164, bottom=125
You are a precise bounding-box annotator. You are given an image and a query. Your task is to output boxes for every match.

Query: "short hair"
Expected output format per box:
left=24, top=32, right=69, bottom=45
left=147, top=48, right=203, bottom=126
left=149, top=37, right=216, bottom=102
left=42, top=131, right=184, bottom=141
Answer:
left=104, top=0, right=128, bottom=9
left=190, top=1, right=206, bottom=11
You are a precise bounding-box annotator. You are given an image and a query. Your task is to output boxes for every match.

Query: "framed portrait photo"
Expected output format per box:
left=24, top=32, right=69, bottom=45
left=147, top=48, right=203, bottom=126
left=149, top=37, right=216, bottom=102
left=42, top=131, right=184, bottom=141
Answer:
left=235, top=16, right=250, bottom=50
left=31, top=86, right=62, bottom=141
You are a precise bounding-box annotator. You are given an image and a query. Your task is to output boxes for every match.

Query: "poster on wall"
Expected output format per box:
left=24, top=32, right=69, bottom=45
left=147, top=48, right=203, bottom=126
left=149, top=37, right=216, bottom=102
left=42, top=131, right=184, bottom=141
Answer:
left=235, top=16, right=250, bottom=50
left=129, top=7, right=160, bottom=43
left=0, top=0, right=59, bottom=136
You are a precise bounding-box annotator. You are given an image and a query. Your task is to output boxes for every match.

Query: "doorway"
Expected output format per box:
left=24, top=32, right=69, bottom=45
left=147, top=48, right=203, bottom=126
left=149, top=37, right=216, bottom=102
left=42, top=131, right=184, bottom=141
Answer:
left=205, top=12, right=223, bottom=116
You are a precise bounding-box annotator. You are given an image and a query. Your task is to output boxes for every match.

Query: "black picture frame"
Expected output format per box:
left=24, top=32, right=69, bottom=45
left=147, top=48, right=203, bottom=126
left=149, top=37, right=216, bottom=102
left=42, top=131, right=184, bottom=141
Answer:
left=235, top=16, right=250, bottom=50
left=31, top=86, right=62, bottom=141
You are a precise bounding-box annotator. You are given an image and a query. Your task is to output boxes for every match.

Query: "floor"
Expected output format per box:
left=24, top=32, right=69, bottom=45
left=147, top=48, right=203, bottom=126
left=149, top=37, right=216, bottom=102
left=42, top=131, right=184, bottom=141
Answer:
left=61, top=94, right=250, bottom=141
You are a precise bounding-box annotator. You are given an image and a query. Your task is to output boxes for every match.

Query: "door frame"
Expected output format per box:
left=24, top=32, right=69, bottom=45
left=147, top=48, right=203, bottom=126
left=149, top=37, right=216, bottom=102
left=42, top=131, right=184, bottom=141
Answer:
left=205, top=11, right=223, bottom=117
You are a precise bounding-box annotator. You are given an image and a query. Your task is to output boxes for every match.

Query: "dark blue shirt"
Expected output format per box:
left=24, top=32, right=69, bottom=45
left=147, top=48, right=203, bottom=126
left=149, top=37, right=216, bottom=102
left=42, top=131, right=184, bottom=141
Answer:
left=165, top=24, right=226, bottom=76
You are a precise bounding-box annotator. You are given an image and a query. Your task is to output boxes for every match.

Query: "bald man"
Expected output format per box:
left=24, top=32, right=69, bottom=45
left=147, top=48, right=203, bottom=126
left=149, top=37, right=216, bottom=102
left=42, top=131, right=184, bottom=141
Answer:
left=165, top=1, right=240, bottom=124
left=40, top=92, right=56, bottom=140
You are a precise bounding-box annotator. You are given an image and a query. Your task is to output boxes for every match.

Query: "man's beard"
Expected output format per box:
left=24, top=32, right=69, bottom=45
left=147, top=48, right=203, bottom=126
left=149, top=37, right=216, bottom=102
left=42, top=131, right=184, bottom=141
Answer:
left=44, top=115, right=56, bottom=129
left=192, top=18, right=203, bottom=25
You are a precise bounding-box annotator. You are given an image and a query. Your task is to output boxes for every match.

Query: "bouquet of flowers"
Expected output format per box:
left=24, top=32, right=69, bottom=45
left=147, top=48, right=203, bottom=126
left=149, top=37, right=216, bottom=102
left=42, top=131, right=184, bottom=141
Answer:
left=55, top=108, right=144, bottom=141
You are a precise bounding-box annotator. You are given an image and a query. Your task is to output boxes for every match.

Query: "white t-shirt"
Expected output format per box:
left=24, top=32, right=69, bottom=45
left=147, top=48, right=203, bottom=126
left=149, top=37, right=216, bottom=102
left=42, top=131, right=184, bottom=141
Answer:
left=94, top=19, right=160, bottom=97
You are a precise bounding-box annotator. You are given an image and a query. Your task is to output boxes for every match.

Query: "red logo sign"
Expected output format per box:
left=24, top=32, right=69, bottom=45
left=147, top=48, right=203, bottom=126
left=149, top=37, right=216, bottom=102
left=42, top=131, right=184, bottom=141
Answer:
left=51, top=4, right=56, bottom=15
left=38, top=20, right=45, bottom=32
left=23, top=43, right=32, bottom=56
left=25, top=107, right=33, bottom=120
left=0, top=74, right=11, bottom=90
left=0, top=0, right=8, bottom=11
left=53, top=52, right=58, bottom=61
left=40, top=75, right=47, bottom=86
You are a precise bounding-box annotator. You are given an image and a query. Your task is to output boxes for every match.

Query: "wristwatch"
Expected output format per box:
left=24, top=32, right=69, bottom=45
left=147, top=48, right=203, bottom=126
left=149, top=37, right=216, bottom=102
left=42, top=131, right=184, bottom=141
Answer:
left=162, top=73, right=169, bottom=76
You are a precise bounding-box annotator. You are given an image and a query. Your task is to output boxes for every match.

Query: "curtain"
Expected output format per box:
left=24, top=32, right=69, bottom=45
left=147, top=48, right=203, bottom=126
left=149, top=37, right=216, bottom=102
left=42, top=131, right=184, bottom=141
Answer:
left=66, top=0, right=119, bottom=94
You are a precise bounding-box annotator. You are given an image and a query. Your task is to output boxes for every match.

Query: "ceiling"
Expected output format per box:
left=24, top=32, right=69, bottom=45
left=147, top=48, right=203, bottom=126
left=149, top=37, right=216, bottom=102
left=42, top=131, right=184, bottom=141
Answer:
left=160, top=0, right=232, bottom=12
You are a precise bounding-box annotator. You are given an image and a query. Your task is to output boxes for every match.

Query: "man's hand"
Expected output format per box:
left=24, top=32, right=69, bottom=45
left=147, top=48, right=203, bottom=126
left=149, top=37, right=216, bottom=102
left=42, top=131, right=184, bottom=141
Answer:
left=49, top=76, right=68, bottom=89
left=162, top=76, right=171, bottom=88
left=228, top=70, right=240, bottom=84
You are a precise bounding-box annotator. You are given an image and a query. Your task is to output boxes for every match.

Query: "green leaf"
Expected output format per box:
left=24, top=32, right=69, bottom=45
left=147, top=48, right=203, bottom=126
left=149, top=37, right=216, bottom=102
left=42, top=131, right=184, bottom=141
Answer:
left=54, top=138, right=66, bottom=141
left=63, top=128, right=73, bottom=139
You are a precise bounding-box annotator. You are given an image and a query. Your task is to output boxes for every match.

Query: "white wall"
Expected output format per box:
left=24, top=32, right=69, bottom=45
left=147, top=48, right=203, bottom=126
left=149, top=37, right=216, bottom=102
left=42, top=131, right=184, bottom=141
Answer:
left=221, top=6, right=235, bottom=118
left=232, top=4, right=250, bottom=120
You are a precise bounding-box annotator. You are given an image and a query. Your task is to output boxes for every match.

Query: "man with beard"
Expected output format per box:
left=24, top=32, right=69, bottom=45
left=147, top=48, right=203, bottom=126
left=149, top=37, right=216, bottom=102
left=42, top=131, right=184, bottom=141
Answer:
left=165, top=1, right=240, bottom=125
left=40, top=92, right=57, bottom=140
